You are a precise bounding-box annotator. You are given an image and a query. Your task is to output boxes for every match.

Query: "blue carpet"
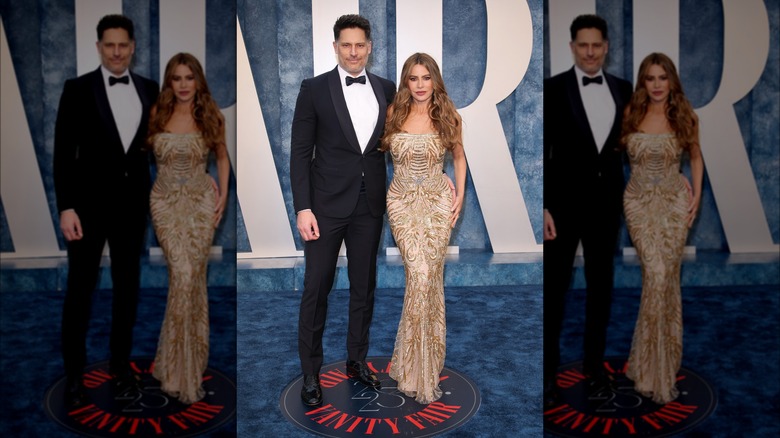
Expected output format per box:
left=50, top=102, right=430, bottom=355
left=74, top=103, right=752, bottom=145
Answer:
left=550, top=285, right=780, bottom=437
left=237, top=286, right=543, bottom=436
left=237, top=251, right=543, bottom=291
left=0, top=286, right=236, bottom=437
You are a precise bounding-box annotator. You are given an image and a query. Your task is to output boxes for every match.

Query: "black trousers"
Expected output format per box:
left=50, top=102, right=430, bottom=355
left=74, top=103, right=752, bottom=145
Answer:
left=543, top=206, right=621, bottom=386
left=298, top=194, right=384, bottom=375
left=61, top=204, right=147, bottom=381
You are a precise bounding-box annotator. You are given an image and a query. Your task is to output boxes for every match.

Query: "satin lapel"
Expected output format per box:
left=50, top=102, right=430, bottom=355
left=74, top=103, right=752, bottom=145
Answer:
left=328, top=68, right=362, bottom=153
left=604, top=73, right=625, bottom=151
left=128, top=72, right=151, bottom=152
left=90, top=68, right=124, bottom=152
left=365, top=71, right=387, bottom=155
left=564, top=68, right=597, bottom=152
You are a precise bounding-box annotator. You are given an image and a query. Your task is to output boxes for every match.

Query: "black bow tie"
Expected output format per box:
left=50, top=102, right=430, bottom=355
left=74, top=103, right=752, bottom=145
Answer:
left=109, top=75, right=130, bottom=86
left=582, top=75, right=603, bottom=86
left=345, top=75, right=366, bottom=86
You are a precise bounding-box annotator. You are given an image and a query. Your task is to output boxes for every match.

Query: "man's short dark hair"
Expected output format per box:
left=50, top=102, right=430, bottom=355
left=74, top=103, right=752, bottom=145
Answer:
left=97, top=14, right=135, bottom=41
left=333, top=14, right=371, bottom=41
left=570, top=14, right=608, bottom=41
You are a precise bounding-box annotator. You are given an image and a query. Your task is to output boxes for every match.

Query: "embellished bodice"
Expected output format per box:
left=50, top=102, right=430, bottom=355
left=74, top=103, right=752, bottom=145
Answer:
left=625, top=132, right=684, bottom=193
left=387, top=133, right=447, bottom=192
left=152, top=133, right=211, bottom=191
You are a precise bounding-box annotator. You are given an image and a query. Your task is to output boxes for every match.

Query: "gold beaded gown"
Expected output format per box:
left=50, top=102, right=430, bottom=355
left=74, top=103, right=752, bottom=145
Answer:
left=150, top=133, right=214, bottom=404
left=623, top=132, right=688, bottom=404
left=386, top=133, right=451, bottom=404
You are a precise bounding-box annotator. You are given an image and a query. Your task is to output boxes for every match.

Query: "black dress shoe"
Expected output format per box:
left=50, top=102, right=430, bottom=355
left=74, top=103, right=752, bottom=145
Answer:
left=64, top=378, right=86, bottom=408
left=301, top=374, right=322, bottom=406
left=543, top=383, right=560, bottom=409
left=584, top=370, right=615, bottom=393
left=110, top=369, right=141, bottom=393
left=346, top=360, right=380, bottom=388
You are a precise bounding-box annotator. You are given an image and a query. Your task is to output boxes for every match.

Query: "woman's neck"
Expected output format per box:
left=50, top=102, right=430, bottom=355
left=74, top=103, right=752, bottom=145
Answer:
left=411, top=100, right=428, bottom=115
left=646, top=101, right=667, bottom=117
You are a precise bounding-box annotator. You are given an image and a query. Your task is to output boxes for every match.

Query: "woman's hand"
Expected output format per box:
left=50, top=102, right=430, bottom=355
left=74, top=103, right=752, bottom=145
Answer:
left=687, top=194, right=700, bottom=228
left=444, top=174, right=462, bottom=227
left=680, top=173, right=699, bottom=227
left=211, top=176, right=226, bottom=227
left=450, top=195, right=463, bottom=228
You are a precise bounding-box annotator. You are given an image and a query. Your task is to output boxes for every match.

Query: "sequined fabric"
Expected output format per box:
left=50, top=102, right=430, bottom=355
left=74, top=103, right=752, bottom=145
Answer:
left=149, top=133, right=214, bottom=404
left=624, top=132, right=688, bottom=404
left=386, top=133, right=451, bottom=404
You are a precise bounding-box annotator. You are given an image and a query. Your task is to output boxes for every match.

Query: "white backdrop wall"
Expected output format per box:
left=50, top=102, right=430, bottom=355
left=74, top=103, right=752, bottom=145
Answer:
left=236, top=0, right=542, bottom=257
left=0, top=0, right=237, bottom=259
left=544, top=0, right=779, bottom=254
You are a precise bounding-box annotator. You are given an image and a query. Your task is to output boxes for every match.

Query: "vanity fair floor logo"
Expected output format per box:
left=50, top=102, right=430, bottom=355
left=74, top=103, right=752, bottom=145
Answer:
left=44, top=358, right=236, bottom=437
left=280, top=357, right=481, bottom=437
left=544, top=357, right=717, bottom=437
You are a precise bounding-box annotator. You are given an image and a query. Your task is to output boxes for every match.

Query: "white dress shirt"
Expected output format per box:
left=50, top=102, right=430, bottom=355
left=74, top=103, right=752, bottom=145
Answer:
left=101, top=65, right=142, bottom=152
left=575, top=66, right=615, bottom=153
left=338, top=65, right=379, bottom=153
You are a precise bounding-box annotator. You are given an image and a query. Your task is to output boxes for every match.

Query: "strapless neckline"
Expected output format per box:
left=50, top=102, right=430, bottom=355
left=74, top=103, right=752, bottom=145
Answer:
left=395, top=132, right=439, bottom=137
left=158, top=132, right=202, bottom=137
left=632, top=132, right=675, bottom=138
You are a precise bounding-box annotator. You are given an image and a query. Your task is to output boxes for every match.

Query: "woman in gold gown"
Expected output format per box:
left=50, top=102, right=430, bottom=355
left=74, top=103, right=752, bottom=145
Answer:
left=147, top=53, right=229, bottom=404
left=382, top=53, right=467, bottom=404
left=621, top=52, right=703, bottom=404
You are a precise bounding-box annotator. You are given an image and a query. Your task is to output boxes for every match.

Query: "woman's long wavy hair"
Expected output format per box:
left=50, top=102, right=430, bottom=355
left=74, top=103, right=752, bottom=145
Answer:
left=621, top=52, right=697, bottom=150
left=148, top=53, right=224, bottom=150
left=381, top=53, right=461, bottom=151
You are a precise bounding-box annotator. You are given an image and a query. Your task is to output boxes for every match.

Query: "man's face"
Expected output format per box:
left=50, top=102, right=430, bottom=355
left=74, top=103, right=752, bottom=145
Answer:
left=97, top=28, right=135, bottom=76
left=333, top=27, right=372, bottom=76
left=570, top=27, right=608, bottom=76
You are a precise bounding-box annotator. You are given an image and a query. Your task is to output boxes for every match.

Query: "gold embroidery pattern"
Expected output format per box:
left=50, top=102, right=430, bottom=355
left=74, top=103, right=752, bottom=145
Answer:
left=149, top=133, right=214, bottom=404
left=624, top=132, right=688, bottom=404
left=387, top=133, right=451, bottom=404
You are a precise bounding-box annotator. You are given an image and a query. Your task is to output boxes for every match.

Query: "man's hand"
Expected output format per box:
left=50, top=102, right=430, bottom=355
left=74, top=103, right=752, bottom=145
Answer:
left=60, top=209, right=83, bottom=241
left=296, top=210, right=320, bottom=241
left=543, top=209, right=557, bottom=241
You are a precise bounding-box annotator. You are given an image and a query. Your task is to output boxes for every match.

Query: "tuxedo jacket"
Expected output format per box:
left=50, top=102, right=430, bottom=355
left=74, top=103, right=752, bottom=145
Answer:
left=290, top=67, right=396, bottom=219
left=53, top=67, right=159, bottom=219
left=543, top=67, right=633, bottom=221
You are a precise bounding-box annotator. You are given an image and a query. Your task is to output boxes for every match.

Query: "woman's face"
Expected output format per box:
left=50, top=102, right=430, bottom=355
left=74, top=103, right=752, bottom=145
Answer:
left=407, top=64, right=433, bottom=104
left=644, top=64, right=670, bottom=104
left=171, top=64, right=197, bottom=104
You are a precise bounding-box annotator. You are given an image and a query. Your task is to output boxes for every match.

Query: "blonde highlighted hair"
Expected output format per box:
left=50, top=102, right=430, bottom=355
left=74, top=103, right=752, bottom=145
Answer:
left=381, top=53, right=461, bottom=151
left=621, top=52, right=698, bottom=150
left=148, top=53, right=224, bottom=150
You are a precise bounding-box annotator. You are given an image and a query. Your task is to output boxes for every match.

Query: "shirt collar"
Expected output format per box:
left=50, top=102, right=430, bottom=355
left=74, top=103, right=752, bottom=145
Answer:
left=337, top=65, right=367, bottom=83
left=574, top=65, right=605, bottom=85
left=101, top=65, right=130, bottom=86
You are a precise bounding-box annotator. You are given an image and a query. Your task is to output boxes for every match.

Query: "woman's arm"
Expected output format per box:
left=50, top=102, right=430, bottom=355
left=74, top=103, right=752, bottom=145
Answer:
left=687, top=115, right=704, bottom=227
left=213, top=141, right=230, bottom=227
left=450, top=123, right=467, bottom=228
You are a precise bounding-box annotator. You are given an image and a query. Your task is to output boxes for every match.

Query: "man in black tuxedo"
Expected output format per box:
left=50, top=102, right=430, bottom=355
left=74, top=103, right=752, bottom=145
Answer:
left=53, top=14, right=159, bottom=407
left=290, top=14, right=395, bottom=406
left=543, top=14, right=633, bottom=407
